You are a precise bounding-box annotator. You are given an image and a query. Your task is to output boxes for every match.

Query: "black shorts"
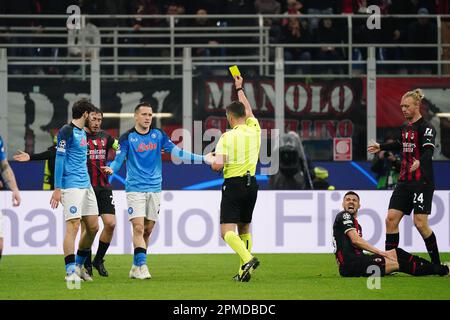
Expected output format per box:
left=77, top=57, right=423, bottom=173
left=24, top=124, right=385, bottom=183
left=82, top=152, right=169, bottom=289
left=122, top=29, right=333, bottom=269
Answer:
left=94, top=188, right=116, bottom=215
left=388, top=183, right=434, bottom=215
left=220, top=176, right=258, bottom=224
left=339, top=255, right=386, bottom=277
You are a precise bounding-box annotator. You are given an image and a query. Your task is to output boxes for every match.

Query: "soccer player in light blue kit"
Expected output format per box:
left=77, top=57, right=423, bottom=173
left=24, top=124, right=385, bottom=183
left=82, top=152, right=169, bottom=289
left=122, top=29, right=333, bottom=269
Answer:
left=102, top=102, right=208, bottom=279
left=0, top=135, right=21, bottom=264
left=50, top=99, right=99, bottom=282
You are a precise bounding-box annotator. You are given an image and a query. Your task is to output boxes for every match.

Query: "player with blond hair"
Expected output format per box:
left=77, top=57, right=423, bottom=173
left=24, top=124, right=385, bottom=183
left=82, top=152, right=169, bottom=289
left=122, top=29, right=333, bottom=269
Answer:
left=368, top=89, right=443, bottom=266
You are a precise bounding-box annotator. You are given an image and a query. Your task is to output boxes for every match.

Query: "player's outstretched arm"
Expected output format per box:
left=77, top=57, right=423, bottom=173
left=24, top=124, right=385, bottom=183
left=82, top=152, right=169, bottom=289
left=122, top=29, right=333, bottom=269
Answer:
left=169, top=145, right=205, bottom=163
left=234, top=75, right=254, bottom=119
left=14, top=148, right=55, bottom=161
left=367, top=139, right=381, bottom=154
left=13, top=150, right=31, bottom=162
left=161, top=131, right=205, bottom=164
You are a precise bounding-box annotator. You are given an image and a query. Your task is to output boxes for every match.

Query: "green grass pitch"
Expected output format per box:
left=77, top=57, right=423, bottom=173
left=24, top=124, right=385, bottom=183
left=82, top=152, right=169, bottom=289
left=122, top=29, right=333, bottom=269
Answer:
left=0, top=253, right=449, bottom=300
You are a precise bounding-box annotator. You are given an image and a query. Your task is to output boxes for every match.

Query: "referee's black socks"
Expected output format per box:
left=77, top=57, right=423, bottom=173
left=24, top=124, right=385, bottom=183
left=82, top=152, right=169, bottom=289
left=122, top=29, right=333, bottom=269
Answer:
left=85, top=249, right=92, bottom=267
left=94, top=241, right=110, bottom=262
left=424, top=232, right=441, bottom=265
left=385, top=233, right=399, bottom=251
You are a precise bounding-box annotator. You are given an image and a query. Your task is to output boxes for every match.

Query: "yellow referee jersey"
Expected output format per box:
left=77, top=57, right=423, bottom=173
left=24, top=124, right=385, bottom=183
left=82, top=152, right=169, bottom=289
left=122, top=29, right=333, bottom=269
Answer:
left=215, top=117, right=261, bottom=179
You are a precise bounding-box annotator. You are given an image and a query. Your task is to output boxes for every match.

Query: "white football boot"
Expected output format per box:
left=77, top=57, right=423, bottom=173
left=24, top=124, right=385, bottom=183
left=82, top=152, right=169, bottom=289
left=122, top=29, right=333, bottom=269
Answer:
left=139, top=265, right=152, bottom=279
left=65, top=272, right=82, bottom=282
left=75, top=265, right=93, bottom=281
left=129, top=265, right=142, bottom=279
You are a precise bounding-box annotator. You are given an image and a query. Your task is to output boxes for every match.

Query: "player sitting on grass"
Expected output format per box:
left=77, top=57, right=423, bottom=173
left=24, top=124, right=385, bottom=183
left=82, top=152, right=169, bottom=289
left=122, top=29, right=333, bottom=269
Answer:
left=333, top=191, right=449, bottom=277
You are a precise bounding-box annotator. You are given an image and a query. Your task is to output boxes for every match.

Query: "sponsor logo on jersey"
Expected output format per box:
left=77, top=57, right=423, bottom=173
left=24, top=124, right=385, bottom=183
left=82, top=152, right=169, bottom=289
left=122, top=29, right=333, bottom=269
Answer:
left=137, top=142, right=157, bottom=152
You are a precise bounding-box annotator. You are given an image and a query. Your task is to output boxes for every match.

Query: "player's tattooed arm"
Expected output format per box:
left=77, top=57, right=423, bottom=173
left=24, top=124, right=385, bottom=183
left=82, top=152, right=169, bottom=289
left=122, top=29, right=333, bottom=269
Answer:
left=1, top=159, right=21, bottom=206
left=1, top=160, right=19, bottom=192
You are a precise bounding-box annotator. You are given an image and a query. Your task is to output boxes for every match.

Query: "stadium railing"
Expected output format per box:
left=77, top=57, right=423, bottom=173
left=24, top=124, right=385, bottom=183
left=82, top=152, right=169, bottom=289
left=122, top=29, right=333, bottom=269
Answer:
left=1, top=14, right=449, bottom=79
left=1, top=14, right=449, bottom=160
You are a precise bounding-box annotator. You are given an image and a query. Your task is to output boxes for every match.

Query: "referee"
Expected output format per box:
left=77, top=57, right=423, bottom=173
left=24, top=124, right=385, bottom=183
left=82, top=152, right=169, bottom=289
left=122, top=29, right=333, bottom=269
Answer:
left=208, top=75, right=261, bottom=282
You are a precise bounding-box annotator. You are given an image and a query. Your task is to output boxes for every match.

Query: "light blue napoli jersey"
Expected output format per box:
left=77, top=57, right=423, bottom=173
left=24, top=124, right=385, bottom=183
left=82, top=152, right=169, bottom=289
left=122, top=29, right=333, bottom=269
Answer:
left=110, top=127, right=204, bottom=192
left=0, top=136, right=6, bottom=161
left=54, top=123, right=91, bottom=189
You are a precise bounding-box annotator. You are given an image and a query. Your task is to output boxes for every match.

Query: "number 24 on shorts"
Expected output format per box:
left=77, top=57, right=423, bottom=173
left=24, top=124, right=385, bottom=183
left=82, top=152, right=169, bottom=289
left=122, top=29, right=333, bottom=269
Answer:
left=413, top=192, right=424, bottom=204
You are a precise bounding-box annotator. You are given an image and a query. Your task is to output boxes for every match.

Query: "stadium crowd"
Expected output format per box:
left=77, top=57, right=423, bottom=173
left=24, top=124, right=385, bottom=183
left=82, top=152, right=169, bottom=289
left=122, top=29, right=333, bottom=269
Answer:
left=1, top=0, right=448, bottom=75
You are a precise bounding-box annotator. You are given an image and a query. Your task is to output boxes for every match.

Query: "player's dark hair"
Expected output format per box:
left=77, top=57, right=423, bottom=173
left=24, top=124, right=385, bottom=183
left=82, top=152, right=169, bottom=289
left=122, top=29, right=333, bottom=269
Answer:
left=344, top=191, right=360, bottom=200
left=91, top=106, right=103, bottom=117
left=72, top=99, right=95, bottom=119
left=135, top=101, right=152, bottom=113
left=226, top=101, right=246, bottom=118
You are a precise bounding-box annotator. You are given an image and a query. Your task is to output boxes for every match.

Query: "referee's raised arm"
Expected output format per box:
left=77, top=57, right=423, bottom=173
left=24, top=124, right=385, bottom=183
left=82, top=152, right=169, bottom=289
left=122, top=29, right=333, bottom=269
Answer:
left=234, top=75, right=255, bottom=119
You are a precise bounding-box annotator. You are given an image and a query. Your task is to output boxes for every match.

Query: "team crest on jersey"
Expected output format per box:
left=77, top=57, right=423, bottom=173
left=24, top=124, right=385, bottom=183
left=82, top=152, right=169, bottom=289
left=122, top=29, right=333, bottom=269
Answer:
left=405, top=132, right=415, bottom=140
left=151, top=133, right=157, bottom=139
left=130, top=137, right=138, bottom=142
left=57, top=140, right=66, bottom=153
left=343, top=213, right=351, bottom=220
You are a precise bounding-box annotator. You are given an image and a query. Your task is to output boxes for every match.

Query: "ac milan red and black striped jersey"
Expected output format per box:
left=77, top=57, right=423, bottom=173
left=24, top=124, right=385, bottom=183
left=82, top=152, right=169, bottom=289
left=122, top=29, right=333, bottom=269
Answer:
left=86, top=130, right=118, bottom=190
left=380, top=117, right=436, bottom=186
left=333, top=211, right=363, bottom=268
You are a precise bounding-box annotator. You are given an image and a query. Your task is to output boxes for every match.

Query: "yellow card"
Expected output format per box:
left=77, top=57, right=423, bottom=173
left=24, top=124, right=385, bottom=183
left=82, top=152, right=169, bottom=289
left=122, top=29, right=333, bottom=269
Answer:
left=229, top=65, right=241, bottom=77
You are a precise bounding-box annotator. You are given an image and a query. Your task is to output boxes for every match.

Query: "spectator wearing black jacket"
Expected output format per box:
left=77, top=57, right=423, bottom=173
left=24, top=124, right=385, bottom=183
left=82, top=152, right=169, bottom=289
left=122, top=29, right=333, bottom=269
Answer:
left=280, top=17, right=313, bottom=74
left=406, top=8, right=438, bottom=74
left=314, top=18, right=345, bottom=74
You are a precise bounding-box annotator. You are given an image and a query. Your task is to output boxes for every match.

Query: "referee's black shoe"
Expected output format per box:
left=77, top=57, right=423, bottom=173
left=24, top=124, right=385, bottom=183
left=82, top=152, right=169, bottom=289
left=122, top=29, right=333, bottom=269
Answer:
left=232, top=273, right=251, bottom=282
left=240, top=257, right=260, bottom=282
left=93, top=259, right=109, bottom=277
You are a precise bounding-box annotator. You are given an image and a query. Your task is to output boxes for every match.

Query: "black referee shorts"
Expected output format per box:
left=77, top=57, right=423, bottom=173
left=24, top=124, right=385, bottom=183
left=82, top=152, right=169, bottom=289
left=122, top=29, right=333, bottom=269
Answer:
left=94, top=188, right=116, bottom=215
left=388, top=183, right=434, bottom=215
left=220, top=175, right=258, bottom=224
left=339, top=255, right=386, bottom=277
